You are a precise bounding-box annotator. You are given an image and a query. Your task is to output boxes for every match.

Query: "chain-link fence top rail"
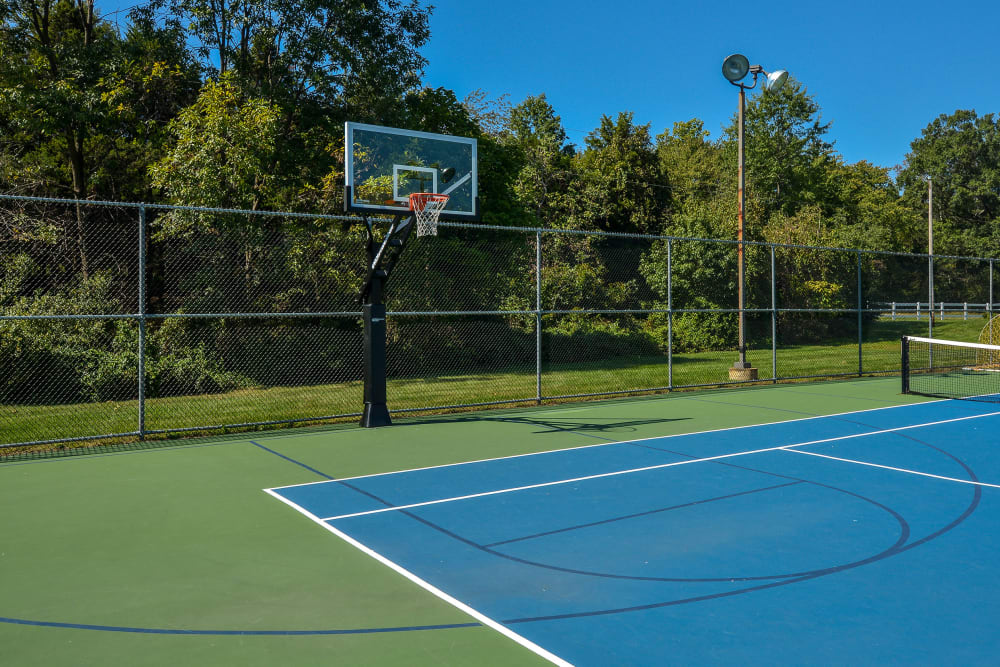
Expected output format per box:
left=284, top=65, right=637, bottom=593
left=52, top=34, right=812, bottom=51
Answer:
left=2, top=193, right=998, bottom=454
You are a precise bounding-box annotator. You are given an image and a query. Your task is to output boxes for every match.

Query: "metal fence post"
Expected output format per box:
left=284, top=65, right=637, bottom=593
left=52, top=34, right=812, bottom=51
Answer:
left=928, top=252, right=934, bottom=339
left=536, top=231, right=542, bottom=404
left=771, top=245, right=777, bottom=383
left=667, top=238, right=673, bottom=390
left=986, top=259, right=994, bottom=345
left=857, top=250, right=863, bottom=377
left=138, top=206, right=146, bottom=440
left=989, top=259, right=993, bottom=318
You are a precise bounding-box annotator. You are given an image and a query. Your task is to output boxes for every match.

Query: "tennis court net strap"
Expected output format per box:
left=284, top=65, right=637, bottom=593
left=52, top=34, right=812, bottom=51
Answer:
left=902, top=336, right=1000, bottom=402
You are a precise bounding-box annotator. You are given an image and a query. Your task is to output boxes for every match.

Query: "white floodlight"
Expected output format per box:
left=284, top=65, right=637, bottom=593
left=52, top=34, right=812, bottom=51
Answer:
left=722, top=54, right=750, bottom=82
left=764, top=69, right=789, bottom=92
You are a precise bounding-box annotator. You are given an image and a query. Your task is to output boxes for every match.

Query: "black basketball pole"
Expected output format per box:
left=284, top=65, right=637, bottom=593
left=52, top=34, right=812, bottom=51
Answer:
left=361, top=272, right=391, bottom=427
left=360, top=214, right=414, bottom=427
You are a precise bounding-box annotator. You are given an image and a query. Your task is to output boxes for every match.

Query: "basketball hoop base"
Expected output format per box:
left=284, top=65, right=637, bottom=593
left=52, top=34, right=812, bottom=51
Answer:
left=361, top=402, right=392, bottom=427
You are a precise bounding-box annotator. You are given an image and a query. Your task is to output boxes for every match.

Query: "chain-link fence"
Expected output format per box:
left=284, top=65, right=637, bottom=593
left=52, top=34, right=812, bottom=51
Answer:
left=2, top=194, right=997, bottom=450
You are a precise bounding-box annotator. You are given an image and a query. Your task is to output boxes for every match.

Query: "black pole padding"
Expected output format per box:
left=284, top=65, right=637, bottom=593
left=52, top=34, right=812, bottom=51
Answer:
left=361, top=275, right=391, bottom=427
left=901, top=336, right=910, bottom=394
left=357, top=214, right=415, bottom=427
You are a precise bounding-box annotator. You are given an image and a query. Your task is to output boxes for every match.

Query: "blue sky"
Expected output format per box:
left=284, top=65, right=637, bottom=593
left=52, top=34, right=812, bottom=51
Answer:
left=422, top=0, right=999, bottom=171
left=98, top=0, right=998, bottom=171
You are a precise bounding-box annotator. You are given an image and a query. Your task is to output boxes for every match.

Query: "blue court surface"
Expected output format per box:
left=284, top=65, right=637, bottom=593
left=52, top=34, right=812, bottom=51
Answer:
left=267, top=398, right=1000, bottom=665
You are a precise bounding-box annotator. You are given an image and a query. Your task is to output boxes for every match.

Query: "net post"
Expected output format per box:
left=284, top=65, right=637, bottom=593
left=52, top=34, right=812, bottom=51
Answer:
left=901, top=336, right=910, bottom=394
left=138, top=206, right=147, bottom=440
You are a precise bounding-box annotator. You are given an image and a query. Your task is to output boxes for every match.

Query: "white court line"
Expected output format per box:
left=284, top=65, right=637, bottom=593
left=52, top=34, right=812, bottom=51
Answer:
left=317, top=409, right=1000, bottom=522
left=263, top=488, right=572, bottom=667
left=783, top=449, right=1000, bottom=488
left=267, top=395, right=965, bottom=492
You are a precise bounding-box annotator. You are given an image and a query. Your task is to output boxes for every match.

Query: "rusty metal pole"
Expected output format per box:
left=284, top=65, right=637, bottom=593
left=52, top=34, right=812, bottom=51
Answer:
left=736, top=85, right=748, bottom=369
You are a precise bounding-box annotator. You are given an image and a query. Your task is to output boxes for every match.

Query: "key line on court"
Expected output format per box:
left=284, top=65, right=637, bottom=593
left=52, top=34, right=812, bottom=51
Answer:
left=784, top=448, right=1000, bottom=488
left=319, top=409, right=1000, bottom=522
left=269, top=396, right=967, bottom=492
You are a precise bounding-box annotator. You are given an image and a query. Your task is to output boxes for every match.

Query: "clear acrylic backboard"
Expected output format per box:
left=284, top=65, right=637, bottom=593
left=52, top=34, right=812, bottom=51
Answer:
left=344, top=122, right=479, bottom=220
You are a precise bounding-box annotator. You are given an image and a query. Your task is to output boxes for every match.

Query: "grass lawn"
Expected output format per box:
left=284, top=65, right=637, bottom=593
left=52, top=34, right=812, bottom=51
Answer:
left=2, top=316, right=988, bottom=452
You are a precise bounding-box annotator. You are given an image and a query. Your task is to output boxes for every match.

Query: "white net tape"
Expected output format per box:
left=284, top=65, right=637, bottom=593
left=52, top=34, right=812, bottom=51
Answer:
left=410, top=193, right=449, bottom=237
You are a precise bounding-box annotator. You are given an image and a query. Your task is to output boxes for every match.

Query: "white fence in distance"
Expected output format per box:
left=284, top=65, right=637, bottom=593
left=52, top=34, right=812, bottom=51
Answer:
left=874, top=302, right=993, bottom=320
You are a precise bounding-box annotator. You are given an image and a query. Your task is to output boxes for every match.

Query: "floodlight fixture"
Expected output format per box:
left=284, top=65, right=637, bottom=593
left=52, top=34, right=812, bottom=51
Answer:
left=765, top=69, right=789, bottom=92
left=725, top=59, right=788, bottom=93
left=722, top=53, right=750, bottom=82
left=720, top=53, right=790, bottom=378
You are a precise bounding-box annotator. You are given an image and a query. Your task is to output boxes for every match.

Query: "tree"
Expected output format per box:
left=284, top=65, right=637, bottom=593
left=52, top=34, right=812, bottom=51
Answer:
left=504, top=94, right=574, bottom=227
left=822, top=159, right=918, bottom=252
left=656, top=119, right=728, bottom=219
left=897, top=109, right=1000, bottom=257
left=1, top=0, right=120, bottom=275
left=93, top=5, right=202, bottom=201
left=149, top=75, right=282, bottom=309
left=568, top=112, right=668, bottom=235
left=163, top=0, right=433, bottom=210
left=724, top=77, right=836, bottom=223
left=150, top=75, right=281, bottom=213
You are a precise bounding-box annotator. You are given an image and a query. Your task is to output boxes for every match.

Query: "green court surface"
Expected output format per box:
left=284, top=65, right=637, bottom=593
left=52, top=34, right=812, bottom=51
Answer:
left=0, top=378, right=929, bottom=666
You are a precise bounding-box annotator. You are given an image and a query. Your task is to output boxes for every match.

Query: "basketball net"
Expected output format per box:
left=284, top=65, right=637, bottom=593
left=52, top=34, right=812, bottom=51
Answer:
left=409, top=193, right=449, bottom=237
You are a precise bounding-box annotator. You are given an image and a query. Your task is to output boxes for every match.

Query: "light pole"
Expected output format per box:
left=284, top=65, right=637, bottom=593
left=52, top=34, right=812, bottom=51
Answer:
left=722, top=54, right=788, bottom=381
left=927, top=176, right=934, bottom=339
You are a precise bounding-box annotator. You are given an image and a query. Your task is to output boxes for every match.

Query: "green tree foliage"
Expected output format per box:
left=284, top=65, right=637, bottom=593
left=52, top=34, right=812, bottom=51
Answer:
left=0, top=1, right=199, bottom=196
left=150, top=75, right=281, bottom=213
left=162, top=0, right=433, bottom=209
left=1, top=0, right=115, bottom=198
left=149, top=75, right=308, bottom=314
left=95, top=6, right=202, bottom=200
left=898, top=110, right=1000, bottom=257
left=504, top=94, right=575, bottom=227
left=724, top=77, right=836, bottom=222
left=822, top=160, right=918, bottom=251
left=641, top=120, right=739, bottom=351
left=657, top=119, right=728, bottom=218
left=1, top=0, right=123, bottom=277
left=569, top=112, right=669, bottom=235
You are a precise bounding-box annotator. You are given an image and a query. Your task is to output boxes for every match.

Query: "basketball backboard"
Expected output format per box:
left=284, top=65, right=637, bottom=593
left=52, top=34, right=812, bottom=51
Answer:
left=344, top=122, right=479, bottom=220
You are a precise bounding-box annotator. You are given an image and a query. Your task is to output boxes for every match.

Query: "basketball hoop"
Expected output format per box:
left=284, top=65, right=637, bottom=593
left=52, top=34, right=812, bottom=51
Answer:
left=409, top=193, right=449, bottom=237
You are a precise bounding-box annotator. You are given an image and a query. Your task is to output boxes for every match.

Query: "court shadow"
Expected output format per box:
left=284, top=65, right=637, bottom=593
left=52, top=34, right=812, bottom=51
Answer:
left=403, top=414, right=690, bottom=435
